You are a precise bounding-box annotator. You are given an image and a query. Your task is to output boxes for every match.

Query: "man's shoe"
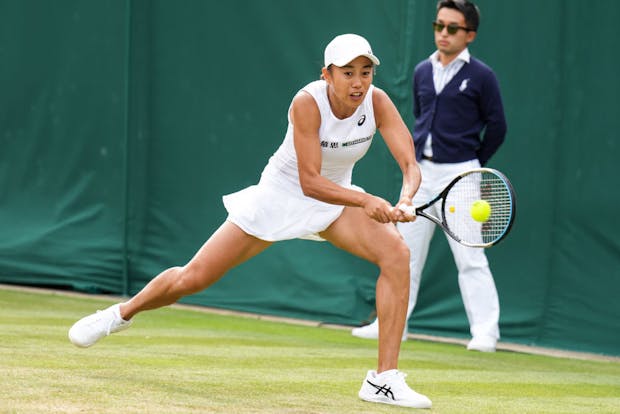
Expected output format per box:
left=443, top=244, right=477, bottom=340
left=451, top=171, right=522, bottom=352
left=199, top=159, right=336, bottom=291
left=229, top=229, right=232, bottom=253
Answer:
left=352, top=321, right=379, bottom=339
left=359, top=369, right=432, bottom=409
left=467, top=336, right=497, bottom=352
left=68, top=304, right=132, bottom=348
left=352, top=320, right=408, bottom=342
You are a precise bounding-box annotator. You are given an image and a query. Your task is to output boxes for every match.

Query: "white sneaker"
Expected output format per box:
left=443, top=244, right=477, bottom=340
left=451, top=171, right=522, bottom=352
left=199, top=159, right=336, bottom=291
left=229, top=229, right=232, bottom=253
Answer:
left=467, top=336, right=497, bottom=352
left=68, top=304, right=132, bottom=348
left=359, top=369, right=432, bottom=409
left=351, top=320, right=408, bottom=342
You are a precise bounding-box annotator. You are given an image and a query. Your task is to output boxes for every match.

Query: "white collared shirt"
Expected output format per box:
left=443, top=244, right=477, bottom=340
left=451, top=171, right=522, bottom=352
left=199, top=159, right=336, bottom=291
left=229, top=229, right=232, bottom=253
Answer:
left=424, top=48, right=471, bottom=156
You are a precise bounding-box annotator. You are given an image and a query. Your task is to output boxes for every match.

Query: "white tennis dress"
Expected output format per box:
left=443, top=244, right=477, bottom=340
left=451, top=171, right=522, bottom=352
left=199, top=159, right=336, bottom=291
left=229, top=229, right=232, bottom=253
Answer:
left=223, top=80, right=376, bottom=241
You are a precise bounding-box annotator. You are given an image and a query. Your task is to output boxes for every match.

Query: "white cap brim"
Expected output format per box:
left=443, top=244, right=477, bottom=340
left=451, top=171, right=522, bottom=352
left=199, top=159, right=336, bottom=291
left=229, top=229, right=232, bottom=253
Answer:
left=324, top=34, right=381, bottom=67
left=329, top=53, right=380, bottom=67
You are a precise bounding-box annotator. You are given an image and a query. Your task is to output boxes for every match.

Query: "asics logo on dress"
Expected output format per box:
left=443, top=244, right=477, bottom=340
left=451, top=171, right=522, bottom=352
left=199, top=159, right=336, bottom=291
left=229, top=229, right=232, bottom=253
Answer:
left=358, top=115, right=366, bottom=126
left=366, top=380, right=395, bottom=400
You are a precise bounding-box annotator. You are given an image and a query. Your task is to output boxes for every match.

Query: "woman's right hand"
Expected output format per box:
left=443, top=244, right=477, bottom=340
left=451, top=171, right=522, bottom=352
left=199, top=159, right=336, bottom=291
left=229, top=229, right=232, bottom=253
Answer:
left=362, top=195, right=398, bottom=223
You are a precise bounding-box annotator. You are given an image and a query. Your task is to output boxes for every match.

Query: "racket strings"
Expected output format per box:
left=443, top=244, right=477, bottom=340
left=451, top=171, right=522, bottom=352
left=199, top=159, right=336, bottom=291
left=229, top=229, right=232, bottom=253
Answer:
left=445, top=171, right=514, bottom=245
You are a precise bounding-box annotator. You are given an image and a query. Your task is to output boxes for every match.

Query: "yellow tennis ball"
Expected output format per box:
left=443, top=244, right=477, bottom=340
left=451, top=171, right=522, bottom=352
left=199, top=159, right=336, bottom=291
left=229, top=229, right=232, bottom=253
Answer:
left=470, top=200, right=491, bottom=222
left=449, top=205, right=455, bottom=213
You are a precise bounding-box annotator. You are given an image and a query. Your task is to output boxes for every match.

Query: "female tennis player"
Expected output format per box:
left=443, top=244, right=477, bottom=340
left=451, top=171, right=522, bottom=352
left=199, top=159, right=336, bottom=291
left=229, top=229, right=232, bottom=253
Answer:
left=69, top=34, right=431, bottom=409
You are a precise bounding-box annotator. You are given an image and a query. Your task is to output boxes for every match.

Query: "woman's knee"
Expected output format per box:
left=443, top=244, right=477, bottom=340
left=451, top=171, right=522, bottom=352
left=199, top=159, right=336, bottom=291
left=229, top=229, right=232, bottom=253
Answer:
left=172, top=264, right=209, bottom=296
left=378, top=235, right=410, bottom=274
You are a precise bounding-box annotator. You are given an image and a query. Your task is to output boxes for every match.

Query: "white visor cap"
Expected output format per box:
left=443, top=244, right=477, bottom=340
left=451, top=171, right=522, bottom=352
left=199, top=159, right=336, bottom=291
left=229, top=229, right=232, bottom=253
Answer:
left=324, top=34, right=380, bottom=67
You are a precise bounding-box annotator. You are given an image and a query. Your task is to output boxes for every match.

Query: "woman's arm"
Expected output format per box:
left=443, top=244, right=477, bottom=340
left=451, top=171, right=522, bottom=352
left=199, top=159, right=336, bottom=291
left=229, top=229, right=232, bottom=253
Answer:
left=373, top=87, right=421, bottom=217
left=291, top=91, right=396, bottom=223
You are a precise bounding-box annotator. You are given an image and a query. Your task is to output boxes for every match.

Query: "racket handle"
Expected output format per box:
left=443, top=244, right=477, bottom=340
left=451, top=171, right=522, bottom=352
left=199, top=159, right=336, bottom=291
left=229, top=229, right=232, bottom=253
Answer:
left=398, top=204, right=416, bottom=216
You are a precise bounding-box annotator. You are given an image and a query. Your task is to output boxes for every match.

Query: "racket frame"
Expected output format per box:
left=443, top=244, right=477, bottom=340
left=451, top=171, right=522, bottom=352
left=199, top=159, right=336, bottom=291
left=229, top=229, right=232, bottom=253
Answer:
left=413, top=167, right=516, bottom=248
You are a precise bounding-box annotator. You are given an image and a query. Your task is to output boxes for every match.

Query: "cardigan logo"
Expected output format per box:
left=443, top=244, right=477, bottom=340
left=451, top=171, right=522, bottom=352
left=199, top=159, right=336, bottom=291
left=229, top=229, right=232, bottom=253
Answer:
left=459, top=79, right=470, bottom=92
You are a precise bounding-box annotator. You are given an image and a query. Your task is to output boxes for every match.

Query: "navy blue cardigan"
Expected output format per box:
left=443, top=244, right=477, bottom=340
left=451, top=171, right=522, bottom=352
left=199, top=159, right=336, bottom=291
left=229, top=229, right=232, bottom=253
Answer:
left=412, top=57, right=507, bottom=165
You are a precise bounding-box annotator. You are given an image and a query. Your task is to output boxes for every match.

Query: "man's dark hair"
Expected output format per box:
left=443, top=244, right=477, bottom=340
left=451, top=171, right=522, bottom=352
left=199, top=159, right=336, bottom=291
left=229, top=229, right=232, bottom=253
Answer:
left=437, top=0, right=480, bottom=32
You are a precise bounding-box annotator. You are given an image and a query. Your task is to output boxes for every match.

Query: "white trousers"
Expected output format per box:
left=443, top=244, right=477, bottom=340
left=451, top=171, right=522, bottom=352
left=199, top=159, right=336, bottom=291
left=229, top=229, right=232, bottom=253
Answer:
left=397, top=159, right=500, bottom=340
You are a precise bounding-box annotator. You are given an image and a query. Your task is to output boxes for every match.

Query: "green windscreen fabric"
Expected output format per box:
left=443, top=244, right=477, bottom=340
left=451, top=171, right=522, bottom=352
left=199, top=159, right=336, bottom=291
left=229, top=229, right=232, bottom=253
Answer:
left=0, top=1, right=129, bottom=293
left=1, top=0, right=619, bottom=356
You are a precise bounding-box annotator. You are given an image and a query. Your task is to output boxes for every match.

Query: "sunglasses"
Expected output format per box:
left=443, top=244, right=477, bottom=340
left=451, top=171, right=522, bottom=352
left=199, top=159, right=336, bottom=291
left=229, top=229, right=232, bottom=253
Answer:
left=432, top=21, right=471, bottom=35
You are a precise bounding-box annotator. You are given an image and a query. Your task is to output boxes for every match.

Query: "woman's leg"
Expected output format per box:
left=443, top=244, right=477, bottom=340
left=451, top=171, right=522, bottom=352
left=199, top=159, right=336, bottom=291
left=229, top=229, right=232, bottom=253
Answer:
left=320, top=207, right=410, bottom=373
left=121, top=221, right=272, bottom=319
left=69, top=221, right=272, bottom=348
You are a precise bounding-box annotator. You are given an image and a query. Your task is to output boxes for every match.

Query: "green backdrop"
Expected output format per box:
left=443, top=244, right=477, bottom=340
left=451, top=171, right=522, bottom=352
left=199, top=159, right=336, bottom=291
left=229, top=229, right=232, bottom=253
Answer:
left=1, top=0, right=619, bottom=356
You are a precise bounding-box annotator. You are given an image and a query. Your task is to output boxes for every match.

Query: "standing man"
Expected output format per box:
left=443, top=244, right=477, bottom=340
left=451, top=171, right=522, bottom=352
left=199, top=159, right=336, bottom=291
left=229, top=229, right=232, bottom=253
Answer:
left=353, top=0, right=507, bottom=352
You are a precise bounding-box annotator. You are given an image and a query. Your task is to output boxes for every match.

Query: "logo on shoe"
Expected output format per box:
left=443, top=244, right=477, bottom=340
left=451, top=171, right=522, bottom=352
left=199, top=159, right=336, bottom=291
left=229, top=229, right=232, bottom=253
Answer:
left=366, top=380, right=395, bottom=400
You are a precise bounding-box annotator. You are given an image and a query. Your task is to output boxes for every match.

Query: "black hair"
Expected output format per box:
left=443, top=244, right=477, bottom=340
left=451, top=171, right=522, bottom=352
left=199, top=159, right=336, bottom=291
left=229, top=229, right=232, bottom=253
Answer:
left=436, top=0, right=480, bottom=32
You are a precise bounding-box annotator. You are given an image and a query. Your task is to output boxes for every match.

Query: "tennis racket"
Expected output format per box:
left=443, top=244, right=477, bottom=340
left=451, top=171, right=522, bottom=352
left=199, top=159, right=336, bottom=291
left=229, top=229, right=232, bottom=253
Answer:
left=400, top=168, right=516, bottom=248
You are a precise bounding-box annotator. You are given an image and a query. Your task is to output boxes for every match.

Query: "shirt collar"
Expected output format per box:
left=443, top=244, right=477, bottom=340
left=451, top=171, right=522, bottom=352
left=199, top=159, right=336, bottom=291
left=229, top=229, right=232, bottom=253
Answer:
left=429, top=48, right=471, bottom=66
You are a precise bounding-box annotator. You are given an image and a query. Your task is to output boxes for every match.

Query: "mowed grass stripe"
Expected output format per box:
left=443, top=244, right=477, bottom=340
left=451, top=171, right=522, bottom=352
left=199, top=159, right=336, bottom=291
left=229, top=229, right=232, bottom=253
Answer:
left=1, top=287, right=619, bottom=413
